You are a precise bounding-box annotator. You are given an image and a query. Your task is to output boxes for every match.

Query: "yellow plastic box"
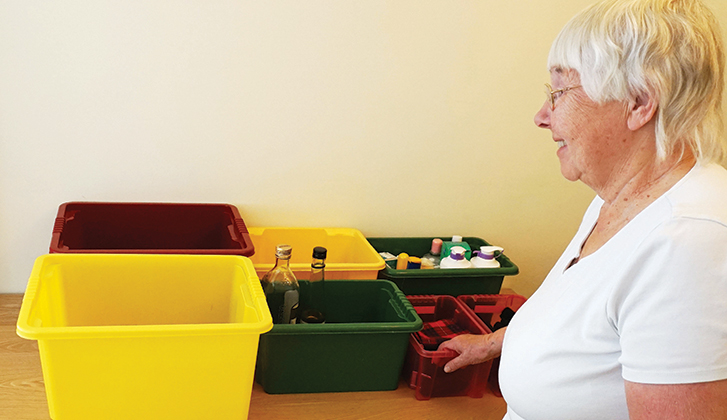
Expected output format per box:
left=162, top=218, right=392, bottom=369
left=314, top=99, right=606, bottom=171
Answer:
left=247, top=227, right=385, bottom=280
left=16, top=254, right=272, bottom=420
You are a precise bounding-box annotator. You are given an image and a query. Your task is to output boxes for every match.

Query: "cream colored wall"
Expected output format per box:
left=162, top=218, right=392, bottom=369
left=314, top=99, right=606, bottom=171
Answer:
left=1, top=1, right=725, bottom=295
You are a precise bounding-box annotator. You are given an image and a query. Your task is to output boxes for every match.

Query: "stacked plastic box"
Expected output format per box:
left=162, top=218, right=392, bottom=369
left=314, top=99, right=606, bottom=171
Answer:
left=246, top=227, right=417, bottom=394
left=403, top=293, right=526, bottom=400
left=18, top=202, right=275, bottom=420
left=255, top=280, right=422, bottom=394
left=403, top=295, right=493, bottom=400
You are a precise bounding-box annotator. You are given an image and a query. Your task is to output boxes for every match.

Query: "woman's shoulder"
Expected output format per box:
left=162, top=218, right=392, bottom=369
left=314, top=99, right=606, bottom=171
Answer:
left=664, top=163, right=727, bottom=225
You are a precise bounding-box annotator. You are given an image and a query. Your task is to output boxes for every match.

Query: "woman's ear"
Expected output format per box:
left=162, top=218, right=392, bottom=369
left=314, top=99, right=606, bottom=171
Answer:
left=626, top=91, right=658, bottom=131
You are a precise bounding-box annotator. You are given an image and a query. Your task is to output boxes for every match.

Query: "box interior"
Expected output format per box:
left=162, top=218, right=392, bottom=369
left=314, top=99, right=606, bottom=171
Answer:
left=58, top=203, right=243, bottom=251
left=27, top=257, right=258, bottom=328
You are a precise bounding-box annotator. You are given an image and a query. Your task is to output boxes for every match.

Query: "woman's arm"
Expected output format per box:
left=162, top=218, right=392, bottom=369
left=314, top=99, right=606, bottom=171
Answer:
left=438, top=327, right=507, bottom=373
left=625, top=379, right=727, bottom=419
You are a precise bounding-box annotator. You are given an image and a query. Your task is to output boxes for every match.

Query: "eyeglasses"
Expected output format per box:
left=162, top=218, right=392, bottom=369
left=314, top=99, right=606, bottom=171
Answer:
left=544, top=83, right=582, bottom=110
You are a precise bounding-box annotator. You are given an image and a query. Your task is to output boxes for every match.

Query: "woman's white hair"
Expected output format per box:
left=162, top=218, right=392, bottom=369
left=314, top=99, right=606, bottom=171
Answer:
left=549, top=0, right=726, bottom=164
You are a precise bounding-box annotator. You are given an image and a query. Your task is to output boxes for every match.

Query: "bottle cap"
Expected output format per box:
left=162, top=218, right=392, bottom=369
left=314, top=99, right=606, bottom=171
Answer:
left=450, top=246, right=466, bottom=260
left=478, top=246, right=504, bottom=259
left=430, top=238, right=443, bottom=253
left=452, top=235, right=463, bottom=243
left=313, top=246, right=327, bottom=259
left=275, top=244, right=293, bottom=259
left=407, top=257, right=422, bottom=269
left=396, top=253, right=409, bottom=270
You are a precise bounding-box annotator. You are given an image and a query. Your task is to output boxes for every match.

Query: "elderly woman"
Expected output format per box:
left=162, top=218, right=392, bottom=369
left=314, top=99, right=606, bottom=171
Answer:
left=439, top=0, right=727, bottom=419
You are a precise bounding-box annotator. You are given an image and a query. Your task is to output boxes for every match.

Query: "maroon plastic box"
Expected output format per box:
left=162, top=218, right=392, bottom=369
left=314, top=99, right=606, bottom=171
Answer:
left=50, top=202, right=254, bottom=256
left=402, top=295, right=493, bottom=400
left=458, top=294, right=527, bottom=397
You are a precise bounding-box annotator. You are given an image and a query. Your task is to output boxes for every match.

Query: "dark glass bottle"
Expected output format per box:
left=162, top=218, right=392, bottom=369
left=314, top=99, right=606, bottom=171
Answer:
left=300, top=246, right=327, bottom=324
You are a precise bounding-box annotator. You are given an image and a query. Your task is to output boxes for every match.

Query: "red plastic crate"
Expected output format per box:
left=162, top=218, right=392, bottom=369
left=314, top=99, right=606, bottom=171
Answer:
left=50, top=202, right=254, bottom=256
left=458, top=294, right=527, bottom=397
left=402, top=295, right=493, bottom=400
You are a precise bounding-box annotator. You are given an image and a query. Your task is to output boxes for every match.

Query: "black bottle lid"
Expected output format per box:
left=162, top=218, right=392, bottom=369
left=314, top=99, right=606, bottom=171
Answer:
left=312, top=246, right=327, bottom=259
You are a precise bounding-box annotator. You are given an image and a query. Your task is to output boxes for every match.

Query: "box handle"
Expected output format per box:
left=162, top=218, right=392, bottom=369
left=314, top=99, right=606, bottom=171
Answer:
left=228, top=224, right=239, bottom=242
left=382, top=288, right=411, bottom=322
left=234, top=218, right=249, bottom=234
left=53, top=217, right=65, bottom=233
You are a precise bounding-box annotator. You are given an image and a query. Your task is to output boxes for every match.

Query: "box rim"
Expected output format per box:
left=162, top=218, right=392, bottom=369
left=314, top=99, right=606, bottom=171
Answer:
left=247, top=227, right=385, bottom=270
left=16, top=254, right=273, bottom=341
left=50, top=201, right=255, bottom=256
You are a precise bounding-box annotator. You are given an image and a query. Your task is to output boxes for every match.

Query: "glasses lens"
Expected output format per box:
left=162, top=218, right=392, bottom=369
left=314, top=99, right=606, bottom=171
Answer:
left=544, top=84, right=554, bottom=108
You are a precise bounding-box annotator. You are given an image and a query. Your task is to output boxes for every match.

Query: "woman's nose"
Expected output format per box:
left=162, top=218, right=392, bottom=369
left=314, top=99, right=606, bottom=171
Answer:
left=534, top=101, right=551, bottom=129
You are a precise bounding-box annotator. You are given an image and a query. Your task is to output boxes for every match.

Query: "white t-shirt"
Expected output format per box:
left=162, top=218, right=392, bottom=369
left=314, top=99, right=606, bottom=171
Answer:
left=499, top=163, right=727, bottom=420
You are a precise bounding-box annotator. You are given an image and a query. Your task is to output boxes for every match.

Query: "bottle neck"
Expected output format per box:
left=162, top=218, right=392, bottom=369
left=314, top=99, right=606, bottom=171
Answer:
left=274, top=256, right=292, bottom=269
left=309, top=259, right=325, bottom=282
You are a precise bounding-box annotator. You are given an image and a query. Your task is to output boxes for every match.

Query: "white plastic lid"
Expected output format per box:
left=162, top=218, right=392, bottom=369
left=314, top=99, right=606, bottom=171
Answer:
left=478, top=246, right=504, bottom=259
left=450, top=246, right=467, bottom=260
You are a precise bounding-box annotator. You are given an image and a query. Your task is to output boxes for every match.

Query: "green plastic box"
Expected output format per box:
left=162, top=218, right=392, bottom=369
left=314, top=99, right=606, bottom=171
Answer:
left=255, top=280, right=422, bottom=394
left=366, top=237, right=519, bottom=296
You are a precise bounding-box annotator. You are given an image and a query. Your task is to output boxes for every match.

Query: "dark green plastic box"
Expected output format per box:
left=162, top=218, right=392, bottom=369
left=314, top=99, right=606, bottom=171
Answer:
left=366, top=237, right=519, bottom=296
left=255, top=280, right=422, bottom=394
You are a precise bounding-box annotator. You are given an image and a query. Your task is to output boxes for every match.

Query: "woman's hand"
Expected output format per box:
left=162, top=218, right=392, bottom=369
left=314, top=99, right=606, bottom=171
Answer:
left=438, top=327, right=507, bottom=373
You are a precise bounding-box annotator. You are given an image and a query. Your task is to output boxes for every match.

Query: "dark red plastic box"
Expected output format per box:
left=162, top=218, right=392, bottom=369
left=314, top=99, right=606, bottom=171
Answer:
left=50, top=202, right=254, bottom=256
left=403, top=295, right=493, bottom=400
left=458, top=294, right=527, bottom=397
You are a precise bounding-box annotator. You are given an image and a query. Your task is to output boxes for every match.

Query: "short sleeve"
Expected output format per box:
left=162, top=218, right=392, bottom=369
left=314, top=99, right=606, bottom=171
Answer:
left=610, top=217, right=727, bottom=384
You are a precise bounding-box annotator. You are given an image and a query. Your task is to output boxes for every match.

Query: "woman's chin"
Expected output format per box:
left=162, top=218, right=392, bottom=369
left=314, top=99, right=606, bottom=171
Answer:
left=558, top=162, right=581, bottom=182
